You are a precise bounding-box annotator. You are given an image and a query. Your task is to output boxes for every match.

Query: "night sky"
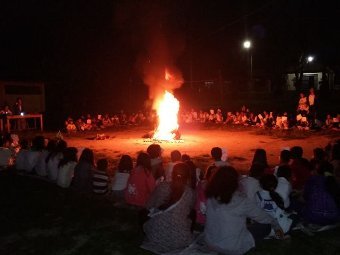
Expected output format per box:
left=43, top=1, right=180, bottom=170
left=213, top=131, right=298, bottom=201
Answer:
left=1, top=0, right=340, bottom=119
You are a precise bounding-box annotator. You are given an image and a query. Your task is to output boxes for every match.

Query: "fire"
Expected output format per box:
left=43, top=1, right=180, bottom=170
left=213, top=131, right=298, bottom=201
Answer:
left=153, top=90, right=180, bottom=141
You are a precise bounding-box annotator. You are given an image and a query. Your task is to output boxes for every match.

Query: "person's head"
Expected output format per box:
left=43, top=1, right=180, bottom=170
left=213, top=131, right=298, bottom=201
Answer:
left=0, top=135, right=11, bottom=148
left=291, top=146, right=303, bottom=159
left=32, top=136, right=45, bottom=151
left=252, top=149, right=268, bottom=167
left=205, top=166, right=239, bottom=205
left=97, top=158, right=108, bottom=172
left=46, top=139, right=57, bottom=152
left=204, top=165, right=218, bottom=181
left=136, top=152, right=151, bottom=171
left=79, top=148, right=95, bottom=166
left=172, top=162, right=190, bottom=188
left=16, top=97, right=22, bottom=104
left=170, top=150, right=182, bottom=162
left=277, top=165, right=292, bottom=181
left=313, top=147, right=325, bottom=161
left=146, top=144, right=162, bottom=159
left=56, top=140, right=67, bottom=153
left=331, top=143, right=340, bottom=161
left=118, top=154, right=133, bottom=173
left=249, top=163, right=266, bottom=179
left=300, top=93, right=305, bottom=98
left=310, top=87, right=315, bottom=94
left=19, top=139, right=29, bottom=150
left=59, top=147, right=78, bottom=168
left=279, top=149, right=291, bottom=164
left=211, top=147, right=222, bottom=161
left=260, top=174, right=278, bottom=191
left=181, top=154, right=191, bottom=162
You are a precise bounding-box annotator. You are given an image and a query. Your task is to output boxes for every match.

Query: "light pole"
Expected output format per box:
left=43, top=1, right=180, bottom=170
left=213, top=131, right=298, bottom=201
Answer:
left=243, top=40, right=253, bottom=86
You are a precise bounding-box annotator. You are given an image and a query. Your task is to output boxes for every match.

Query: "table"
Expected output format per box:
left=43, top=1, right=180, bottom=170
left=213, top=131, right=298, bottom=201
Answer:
left=6, top=114, right=43, bottom=132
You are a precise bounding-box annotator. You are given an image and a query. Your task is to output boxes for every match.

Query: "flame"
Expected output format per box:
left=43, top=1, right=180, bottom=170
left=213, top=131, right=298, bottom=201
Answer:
left=153, top=90, right=180, bottom=140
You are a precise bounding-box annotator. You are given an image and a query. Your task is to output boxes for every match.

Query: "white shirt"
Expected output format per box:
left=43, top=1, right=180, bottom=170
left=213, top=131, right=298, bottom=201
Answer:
left=35, top=150, right=49, bottom=176
left=47, top=153, right=63, bottom=181
left=112, top=172, right=130, bottom=191
left=57, top=161, right=77, bottom=188
left=25, top=150, right=41, bottom=173
left=238, top=176, right=261, bottom=202
left=205, top=192, right=279, bottom=255
left=275, top=177, right=292, bottom=208
left=0, top=147, right=12, bottom=168
left=16, top=149, right=28, bottom=170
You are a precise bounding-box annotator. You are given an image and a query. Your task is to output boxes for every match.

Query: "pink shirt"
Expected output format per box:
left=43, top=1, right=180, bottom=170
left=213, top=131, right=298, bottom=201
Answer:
left=125, top=166, right=156, bottom=207
left=195, top=180, right=207, bottom=224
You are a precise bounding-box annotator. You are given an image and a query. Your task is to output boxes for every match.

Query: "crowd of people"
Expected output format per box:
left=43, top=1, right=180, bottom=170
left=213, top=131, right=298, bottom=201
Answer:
left=0, top=132, right=339, bottom=254
left=64, top=89, right=339, bottom=133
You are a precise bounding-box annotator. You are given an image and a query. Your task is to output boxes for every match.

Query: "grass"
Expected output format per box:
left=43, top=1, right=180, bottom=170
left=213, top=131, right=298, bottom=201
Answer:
left=1, top=172, right=340, bottom=255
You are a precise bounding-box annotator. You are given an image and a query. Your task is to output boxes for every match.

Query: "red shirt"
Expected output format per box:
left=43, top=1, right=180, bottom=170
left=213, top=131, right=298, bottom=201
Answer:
left=290, top=158, right=311, bottom=190
left=125, top=166, right=156, bottom=207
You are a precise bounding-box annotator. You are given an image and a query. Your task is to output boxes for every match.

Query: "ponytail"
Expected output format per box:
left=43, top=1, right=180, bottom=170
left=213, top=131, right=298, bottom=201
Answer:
left=269, top=190, right=285, bottom=210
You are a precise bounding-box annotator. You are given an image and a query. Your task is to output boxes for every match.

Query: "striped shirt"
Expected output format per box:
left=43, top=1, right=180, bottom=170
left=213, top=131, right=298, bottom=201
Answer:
left=92, top=170, right=109, bottom=194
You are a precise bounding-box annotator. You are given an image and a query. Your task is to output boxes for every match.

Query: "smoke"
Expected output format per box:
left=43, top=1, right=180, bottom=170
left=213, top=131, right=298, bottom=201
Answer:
left=115, top=1, right=184, bottom=109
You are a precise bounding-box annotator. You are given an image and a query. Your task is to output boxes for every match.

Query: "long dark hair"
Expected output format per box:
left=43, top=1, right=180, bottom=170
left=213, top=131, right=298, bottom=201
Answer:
left=205, top=166, right=239, bottom=204
left=252, top=149, right=268, bottom=168
left=159, top=162, right=190, bottom=210
left=46, top=139, right=67, bottom=163
left=260, top=174, right=285, bottom=210
left=136, top=152, right=152, bottom=174
left=79, top=148, right=94, bottom=166
left=118, top=155, right=133, bottom=173
left=58, top=147, right=78, bottom=168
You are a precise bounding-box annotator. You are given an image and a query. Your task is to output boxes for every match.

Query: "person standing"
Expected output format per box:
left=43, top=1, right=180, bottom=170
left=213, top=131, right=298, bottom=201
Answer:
left=13, top=97, right=25, bottom=130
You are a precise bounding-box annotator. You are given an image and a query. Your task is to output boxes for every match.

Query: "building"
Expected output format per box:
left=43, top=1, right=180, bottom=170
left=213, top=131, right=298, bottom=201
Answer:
left=0, top=81, right=45, bottom=113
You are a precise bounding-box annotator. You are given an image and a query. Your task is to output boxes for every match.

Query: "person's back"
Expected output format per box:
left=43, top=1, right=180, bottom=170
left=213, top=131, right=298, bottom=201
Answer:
left=290, top=146, right=311, bottom=190
left=35, top=149, right=49, bottom=177
left=125, top=165, right=156, bottom=207
left=239, top=163, right=265, bottom=201
left=205, top=192, right=278, bottom=255
left=165, top=150, right=181, bottom=182
left=204, top=167, right=282, bottom=255
left=303, top=173, right=339, bottom=225
left=47, top=153, right=63, bottom=181
left=275, top=165, right=292, bottom=208
left=57, top=161, right=77, bottom=188
left=142, top=162, right=195, bottom=254
left=0, top=146, right=12, bottom=169
left=25, top=150, right=41, bottom=173
left=15, top=149, right=28, bottom=171
left=93, top=159, right=109, bottom=194
left=73, top=161, right=94, bottom=192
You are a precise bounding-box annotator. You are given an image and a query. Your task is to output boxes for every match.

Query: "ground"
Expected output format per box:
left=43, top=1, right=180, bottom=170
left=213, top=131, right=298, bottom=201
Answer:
left=61, top=125, right=338, bottom=173
left=1, top=126, right=340, bottom=255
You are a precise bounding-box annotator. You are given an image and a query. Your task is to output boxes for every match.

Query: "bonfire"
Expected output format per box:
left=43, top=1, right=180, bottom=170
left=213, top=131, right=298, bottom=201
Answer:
left=152, top=70, right=181, bottom=141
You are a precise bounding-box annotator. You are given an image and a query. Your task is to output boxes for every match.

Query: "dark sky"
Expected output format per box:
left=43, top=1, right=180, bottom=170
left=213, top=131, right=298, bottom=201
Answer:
left=0, top=0, right=340, bottom=115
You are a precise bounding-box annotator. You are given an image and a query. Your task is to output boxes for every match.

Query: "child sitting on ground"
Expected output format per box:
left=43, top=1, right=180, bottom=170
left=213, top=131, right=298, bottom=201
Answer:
left=93, top=158, right=110, bottom=195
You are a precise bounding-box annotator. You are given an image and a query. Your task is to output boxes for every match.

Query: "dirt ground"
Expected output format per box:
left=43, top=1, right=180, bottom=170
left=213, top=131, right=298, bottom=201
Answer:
left=60, top=127, right=339, bottom=173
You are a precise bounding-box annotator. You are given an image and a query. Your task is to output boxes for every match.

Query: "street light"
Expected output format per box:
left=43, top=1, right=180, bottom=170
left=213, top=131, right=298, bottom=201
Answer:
left=243, top=40, right=253, bottom=84
left=307, top=55, right=314, bottom=63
